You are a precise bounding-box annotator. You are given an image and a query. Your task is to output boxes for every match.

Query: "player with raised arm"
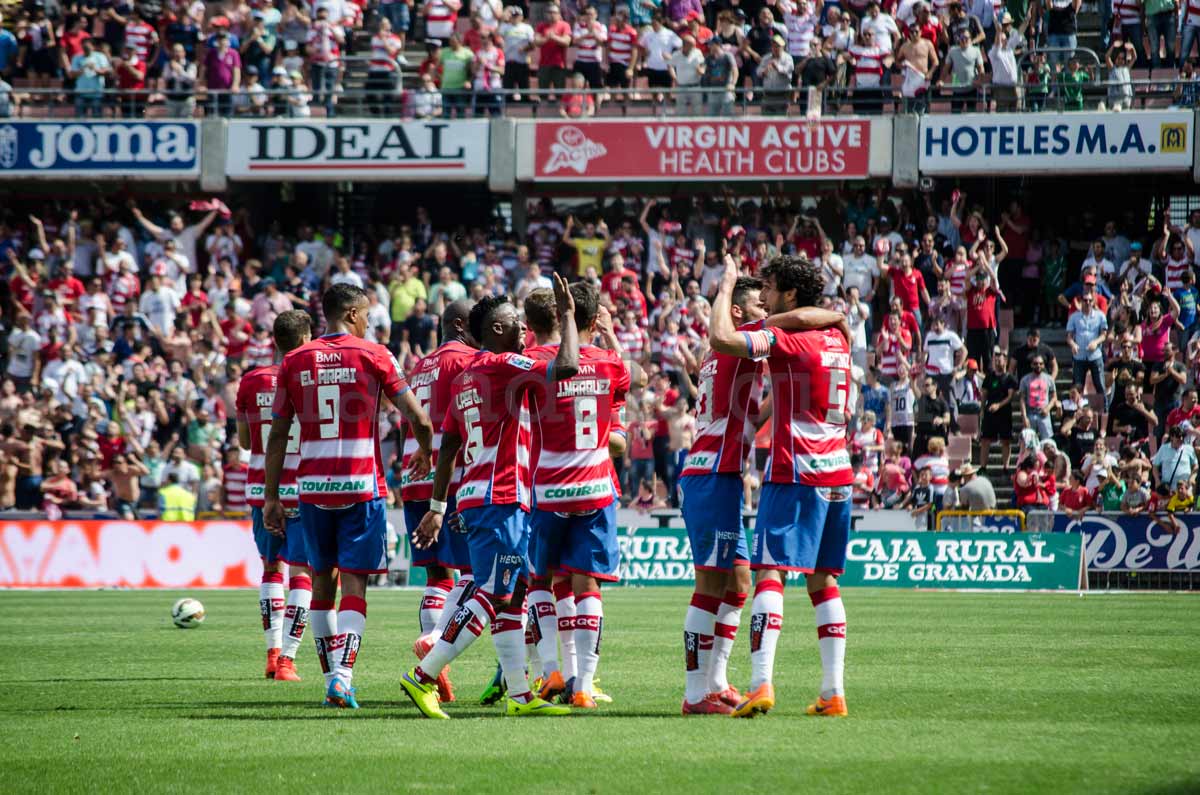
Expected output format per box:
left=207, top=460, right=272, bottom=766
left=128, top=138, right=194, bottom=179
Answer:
left=404, top=300, right=478, bottom=704
left=678, top=278, right=849, bottom=715
left=235, top=310, right=313, bottom=681
left=264, top=284, right=434, bottom=710
left=709, top=255, right=854, bottom=720
left=400, top=274, right=580, bottom=720
left=522, top=284, right=630, bottom=709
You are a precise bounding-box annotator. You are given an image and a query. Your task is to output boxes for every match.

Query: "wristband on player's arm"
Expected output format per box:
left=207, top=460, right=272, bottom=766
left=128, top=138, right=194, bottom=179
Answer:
left=429, top=498, right=448, bottom=514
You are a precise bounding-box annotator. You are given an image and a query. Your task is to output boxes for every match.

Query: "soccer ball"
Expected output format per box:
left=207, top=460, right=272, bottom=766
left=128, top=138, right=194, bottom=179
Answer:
left=171, top=598, right=206, bottom=629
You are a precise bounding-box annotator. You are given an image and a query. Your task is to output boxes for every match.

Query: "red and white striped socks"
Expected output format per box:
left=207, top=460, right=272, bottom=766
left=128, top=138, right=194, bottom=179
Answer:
left=260, top=571, right=285, bottom=652
left=554, top=581, right=578, bottom=682
left=748, top=579, right=784, bottom=690
left=332, top=596, right=366, bottom=685
left=420, top=578, right=453, bottom=636
left=811, top=586, right=846, bottom=699
left=492, top=603, right=531, bottom=702
left=709, top=590, right=746, bottom=695
left=528, top=586, right=560, bottom=679
left=279, top=574, right=312, bottom=661
left=574, top=591, right=603, bottom=696
left=310, top=598, right=337, bottom=687
left=416, top=591, right=491, bottom=682
left=684, top=592, right=719, bottom=704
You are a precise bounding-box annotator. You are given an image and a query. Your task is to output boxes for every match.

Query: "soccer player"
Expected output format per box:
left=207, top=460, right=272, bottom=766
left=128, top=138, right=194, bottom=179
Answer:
left=400, top=274, right=579, bottom=719
left=709, top=255, right=854, bottom=719
left=404, top=300, right=478, bottom=703
left=678, top=278, right=848, bottom=715
left=264, top=284, right=435, bottom=709
left=522, top=284, right=630, bottom=709
left=236, top=310, right=314, bottom=681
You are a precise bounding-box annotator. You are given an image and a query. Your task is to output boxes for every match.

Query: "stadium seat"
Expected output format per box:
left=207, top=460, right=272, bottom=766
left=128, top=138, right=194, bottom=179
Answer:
left=956, top=413, right=979, bottom=438
left=947, top=434, right=972, bottom=462
left=999, top=309, right=1015, bottom=332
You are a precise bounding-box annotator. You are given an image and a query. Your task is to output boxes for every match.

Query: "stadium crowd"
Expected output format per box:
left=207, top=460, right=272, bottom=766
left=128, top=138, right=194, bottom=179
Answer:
left=0, top=188, right=1198, bottom=525
left=2, top=0, right=1198, bottom=118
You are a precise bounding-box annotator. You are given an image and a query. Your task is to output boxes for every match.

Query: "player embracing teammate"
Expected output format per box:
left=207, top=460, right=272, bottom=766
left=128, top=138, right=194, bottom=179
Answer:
left=708, top=254, right=854, bottom=719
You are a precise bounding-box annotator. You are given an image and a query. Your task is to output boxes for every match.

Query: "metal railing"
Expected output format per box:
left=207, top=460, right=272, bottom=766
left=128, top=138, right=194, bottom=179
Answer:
left=0, top=76, right=1192, bottom=120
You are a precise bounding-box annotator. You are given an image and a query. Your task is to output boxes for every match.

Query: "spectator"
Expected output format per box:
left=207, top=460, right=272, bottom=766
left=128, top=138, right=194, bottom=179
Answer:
left=641, top=13, right=682, bottom=105
left=1066, top=290, right=1107, bottom=392
left=535, top=3, right=572, bottom=97
left=413, top=71, right=444, bottom=117
left=701, top=37, right=738, bottom=116
left=69, top=37, right=111, bottom=118
left=367, top=18, right=404, bottom=116
left=306, top=6, right=343, bottom=116
left=1019, top=354, right=1057, bottom=441
left=942, top=29, right=984, bottom=113
left=668, top=34, right=704, bottom=115
left=913, top=377, right=951, bottom=457
left=1152, top=425, right=1196, bottom=491
left=896, top=24, right=939, bottom=113
left=1060, top=54, right=1091, bottom=110
left=472, top=31, right=506, bottom=114
left=988, top=26, right=1022, bottom=111
left=162, top=43, right=198, bottom=118
left=204, top=30, right=241, bottom=117
left=500, top=6, right=534, bottom=101
left=439, top=33, right=475, bottom=117
left=979, top=347, right=1016, bottom=469
left=1104, top=41, right=1135, bottom=110
left=424, top=0, right=463, bottom=43
left=606, top=6, right=639, bottom=98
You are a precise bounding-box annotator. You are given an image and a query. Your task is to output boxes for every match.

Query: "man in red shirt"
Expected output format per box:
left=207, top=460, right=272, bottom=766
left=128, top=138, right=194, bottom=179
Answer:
left=601, top=252, right=639, bottom=303
left=888, top=253, right=930, bottom=323
left=114, top=44, right=147, bottom=117
left=534, top=3, right=572, bottom=94
left=1059, top=471, right=1093, bottom=521
left=1167, top=387, right=1200, bottom=430
left=966, top=268, right=1002, bottom=371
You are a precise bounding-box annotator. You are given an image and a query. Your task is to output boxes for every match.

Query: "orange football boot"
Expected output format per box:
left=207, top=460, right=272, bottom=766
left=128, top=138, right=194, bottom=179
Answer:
left=805, top=694, right=848, bottom=717
left=571, top=691, right=597, bottom=709
left=538, top=670, right=567, bottom=702
left=682, top=694, right=735, bottom=715
left=265, top=648, right=280, bottom=679
left=274, top=656, right=301, bottom=681
left=731, top=683, right=775, bottom=718
left=713, top=686, right=742, bottom=708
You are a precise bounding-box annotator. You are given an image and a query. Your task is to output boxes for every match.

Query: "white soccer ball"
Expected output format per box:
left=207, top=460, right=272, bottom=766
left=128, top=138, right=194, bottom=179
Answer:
left=171, top=597, right=206, bottom=629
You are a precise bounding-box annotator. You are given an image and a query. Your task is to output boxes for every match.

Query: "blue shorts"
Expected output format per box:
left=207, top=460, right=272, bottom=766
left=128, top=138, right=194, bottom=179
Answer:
left=252, top=506, right=308, bottom=567
left=404, top=497, right=473, bottom=572
left=298, top=498, right=388, bottom=575
left=680, top=474, right=750, bottom=572
left=461, top=504, right=530, bottom=597
left=529, top=502, right=620, bottom=582
left=752, top=483, right=852, bottom=574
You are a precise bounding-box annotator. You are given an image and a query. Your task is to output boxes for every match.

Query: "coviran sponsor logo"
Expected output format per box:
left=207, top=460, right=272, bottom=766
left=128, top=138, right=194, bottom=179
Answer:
left=544, top=483, right=610, bottom=499
left=302, top=479, right=368, bottom=493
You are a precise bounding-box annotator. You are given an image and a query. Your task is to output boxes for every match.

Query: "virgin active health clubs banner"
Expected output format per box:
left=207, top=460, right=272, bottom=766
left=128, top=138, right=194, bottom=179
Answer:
left=534, top=119, right=870, bottom=182
left=919, top=111, right=1192, bottom=175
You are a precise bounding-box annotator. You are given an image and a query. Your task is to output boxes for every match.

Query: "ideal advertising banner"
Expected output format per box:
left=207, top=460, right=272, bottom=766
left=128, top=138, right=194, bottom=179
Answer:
left=533, top=119, right=871, bottom=181
left=225, top=119, right=490, bottom=180
left=1052, top=514, right=1200, bottom=572
left=0, top=520, right=261, bottom=588
left=0, top=120, right=200, bottom=177
left=919, top=111, right=1192, bottom=175
left=839, top=531, right=1084, bottom=589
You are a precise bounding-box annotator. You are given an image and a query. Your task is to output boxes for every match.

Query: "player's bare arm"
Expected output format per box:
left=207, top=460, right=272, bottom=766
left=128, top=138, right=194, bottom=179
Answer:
left=261, top=416, right=291, bottom=537
left=236, top=416, right=251, bottom=450
left=389, top=387, right=434, bottom=481
left=550, top=273, right=581, bottom=381
left=766, top=307, right=851, bottom=344
left=710, top=255, right=771, bottom=359
left=413, top=431, right=462, bottom=549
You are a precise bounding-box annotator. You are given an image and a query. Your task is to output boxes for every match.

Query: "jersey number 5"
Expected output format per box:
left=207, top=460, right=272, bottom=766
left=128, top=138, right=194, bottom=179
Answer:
left=827, top=368, right=849, bottom=425
left=462, top=406, right=484, bottom=464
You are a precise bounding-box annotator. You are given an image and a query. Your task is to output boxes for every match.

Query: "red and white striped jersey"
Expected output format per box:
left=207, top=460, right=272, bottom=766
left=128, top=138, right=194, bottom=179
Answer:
left=124, top=21, right=157, bottom=63
left=668, top=244, right=695, bottom=271
left=370, top=32, right=402, bottom=71
left=680, top=326, right=764, bottom=478
left=272, top=332, right=408, bottom=506
left=305, top=24, right=342, bottom=65
left=524, top=343, right=630, bottom=512
left=850, top=43, right=889, bottom=82
left=784, top=11, right=817, bottom=57
left=616, top=325, right=647, bottom=358
left=425, top=0, right=458, bottom=40
left=223, top=462, right=250, bottom=513
left=1114, top=0, right=1141, bottom=27
left=751, top=325, right=854, bottom=486
left=573, top=21, right=608, bottom=63
left=236, top=365, right=301, bottom=509
left=1184, top=0, right=1200, bottom=25
left=443, top=350, right=545, bottom=512
left=401, top=339, right=477, bottom=503
left=608, top=22, right=637, bottom=65
left=913, top=453, right=950, bottom=488
left=946, top=260, right=969, bottom=296
left=875, top=328, right=911, bottom=379
left=1165, top=255, right=1190, bottom=291
left=110, top=273, right=140, bottom=314
left=246, top=335, right=274, bottom=368
left=473, top=46, right=505, bottom=89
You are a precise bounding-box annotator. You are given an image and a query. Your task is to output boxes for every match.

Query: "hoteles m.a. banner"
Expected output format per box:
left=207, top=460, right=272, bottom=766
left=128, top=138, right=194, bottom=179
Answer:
left=0, top=520, right=261, bottom=588
left=533, top=119, right=871, bottom=181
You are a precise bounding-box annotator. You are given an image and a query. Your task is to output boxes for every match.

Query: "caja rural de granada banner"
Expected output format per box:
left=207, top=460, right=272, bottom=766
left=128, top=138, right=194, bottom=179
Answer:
left=534, top=119, right=870, bottom=182
left=0, top=520, right=261, bottom=588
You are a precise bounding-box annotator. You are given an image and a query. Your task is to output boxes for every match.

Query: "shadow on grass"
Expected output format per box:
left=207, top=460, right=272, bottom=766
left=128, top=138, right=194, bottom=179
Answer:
left=2, top=676, right=225, bottom=684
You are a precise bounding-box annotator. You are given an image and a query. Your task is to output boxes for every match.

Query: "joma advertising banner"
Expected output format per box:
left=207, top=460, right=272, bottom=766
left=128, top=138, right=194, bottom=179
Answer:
left=0, top=120, right=200, bottom=177
left=1052, top=514, right=1200, bottom=572
left=534, top=119, right=871, bottom=182
left=0, top=520, right=261, bottom=588
left=225, top=119, right=490, bottom=181
left=919, top=111, right=1192, bottom=175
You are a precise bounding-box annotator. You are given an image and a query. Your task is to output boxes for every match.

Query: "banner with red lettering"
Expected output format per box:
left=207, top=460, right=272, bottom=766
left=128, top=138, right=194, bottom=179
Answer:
left=533, top=119, right=870, bottom=181
left=0, top=520, right=262, bottom=588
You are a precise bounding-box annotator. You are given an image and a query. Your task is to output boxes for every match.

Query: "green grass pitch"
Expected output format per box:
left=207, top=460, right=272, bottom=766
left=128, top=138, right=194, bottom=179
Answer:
left=3, top=588, right=1198, bottom=794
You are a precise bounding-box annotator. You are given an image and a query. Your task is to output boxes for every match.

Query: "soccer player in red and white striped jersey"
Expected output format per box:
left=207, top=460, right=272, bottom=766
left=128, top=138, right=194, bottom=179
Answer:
left=265, top=285, right=434, bottom=709
left=522, top=285, right=630, bottom=709
left=403, top=300, right=478, bottom=703
left=710, top=254, right=854, bottom=720
left=401, top=276, right=579, bottom=719
left=235, top=310, right=312, bottom=682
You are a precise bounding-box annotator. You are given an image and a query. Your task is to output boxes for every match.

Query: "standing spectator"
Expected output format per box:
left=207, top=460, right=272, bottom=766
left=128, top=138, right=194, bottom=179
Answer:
left=1182, top=0, right=1200, bottom=63
left=69, top=37, right=111, bottom=118
left=1149, top=342, right=1187, bottom=432
left=887, top=361, right=918, bottom=453
left=668, top=34, right=704, bottom=114
left=424, top=0, right=462, bottom=42
left=979, top=348, right=1017, bottom=470
left=139, top=274, right=180, bottom=336
left=964, top=267, right=1001, bottom=369
left=1153, top=425, right=1197, bottom=490
left=606, top=6, right=639, bottom=98
left=1060, top=54, right=1091, bottom=110
left=439, top=33, right=475, bottom=116
left=783, top=0, right=820, bottom=75
left=203, top=31, right=241, bottom=117
left=913, top=377, right=952, bottom=457
left=1011, top=327, right=1058, bottom=382
left=1019, top=355, right=1058, bottom=441
left=942, top=29, right=983, bottom=113
left=988, top=27, right=1022, bottom=111
left=413, top=71, right=443, bottom=117
left=163, top=44, right=197, bottom=118
left=1045, top=0, right=1081, bottom=68
left=847, top=29, right=890, bottom=114
left=535, top=3, right=572, bottom=97
left=472, top=32, right=506, bottom=114
left=367, top=18, right=404, bottom=116
left=1145, top=0, right=1175, bottom=69
left=500, top=6, right=535, bottom=101
left=572, top=7, right=607, bottom=93
left=1067, top=292, right=1108, bottom=391
left=306, top=6, right=343, bottom=116
left=896, top=25, right=939, bottom=113
left=756, top=34, right=794, bottom=115
left=113, top=44, right=147, bottom=118
left=0, top=11, right=18, bottom=78
left=889, top=253, right=931, bottom=325
left=799, top=38, right=838, bottom=110
left=640, top=13, right=682, bottom=105
left=924, top=314, right=965, bottom=397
